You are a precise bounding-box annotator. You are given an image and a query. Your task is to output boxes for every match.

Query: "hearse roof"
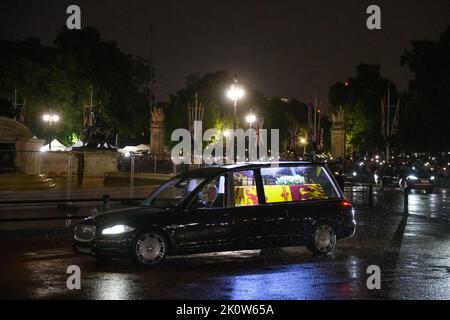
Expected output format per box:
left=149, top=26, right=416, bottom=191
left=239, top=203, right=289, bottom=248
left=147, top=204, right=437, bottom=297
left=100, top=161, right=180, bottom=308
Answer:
left=178, top=161, right=322, bottom=179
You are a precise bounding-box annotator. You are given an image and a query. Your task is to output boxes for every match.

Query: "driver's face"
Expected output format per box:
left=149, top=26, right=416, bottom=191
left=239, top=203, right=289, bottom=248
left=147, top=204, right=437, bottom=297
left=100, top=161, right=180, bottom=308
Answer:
left=207, top=187, right=218, bottom=202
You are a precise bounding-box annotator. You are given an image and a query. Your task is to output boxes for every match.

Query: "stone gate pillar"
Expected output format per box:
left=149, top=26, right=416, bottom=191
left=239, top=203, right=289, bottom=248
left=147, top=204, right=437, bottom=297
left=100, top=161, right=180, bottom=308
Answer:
left=331, top=107, right=345, bottom=159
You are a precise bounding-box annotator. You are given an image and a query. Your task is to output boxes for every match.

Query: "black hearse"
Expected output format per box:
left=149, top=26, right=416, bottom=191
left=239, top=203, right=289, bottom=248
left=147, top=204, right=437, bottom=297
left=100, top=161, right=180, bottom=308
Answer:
left=73, top=162, right=356, bottom=267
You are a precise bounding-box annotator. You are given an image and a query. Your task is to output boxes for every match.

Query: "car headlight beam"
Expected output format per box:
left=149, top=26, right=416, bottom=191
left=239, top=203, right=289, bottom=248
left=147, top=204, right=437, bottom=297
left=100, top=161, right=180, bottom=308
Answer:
left=102, top=225, right=135, bottom=235
left=407, top=175, right=418, bottom=180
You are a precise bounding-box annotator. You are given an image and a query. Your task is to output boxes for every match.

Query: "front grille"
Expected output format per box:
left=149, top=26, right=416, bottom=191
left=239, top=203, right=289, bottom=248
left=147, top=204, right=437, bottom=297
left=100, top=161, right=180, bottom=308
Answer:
left=74, top=224, right=96, bottom=242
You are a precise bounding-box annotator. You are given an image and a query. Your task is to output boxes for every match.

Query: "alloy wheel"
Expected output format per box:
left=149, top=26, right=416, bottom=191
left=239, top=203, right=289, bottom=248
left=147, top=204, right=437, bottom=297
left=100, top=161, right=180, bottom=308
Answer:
left=134, top=232, right=166, bottom=266
left=314, top=224, right=335, bottom=253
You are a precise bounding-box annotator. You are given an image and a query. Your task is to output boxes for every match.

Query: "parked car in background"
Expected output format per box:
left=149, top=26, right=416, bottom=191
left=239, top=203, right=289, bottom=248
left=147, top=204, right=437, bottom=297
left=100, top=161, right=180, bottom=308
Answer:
left=375, top=165, right=435, bottom=193
left=374, top=165, right=402, bottom=190
left=73, top=162, right=356, bottom=267
left=344, top=166, right=373, bottom=185
left=399, top=169, right=435, bottom=193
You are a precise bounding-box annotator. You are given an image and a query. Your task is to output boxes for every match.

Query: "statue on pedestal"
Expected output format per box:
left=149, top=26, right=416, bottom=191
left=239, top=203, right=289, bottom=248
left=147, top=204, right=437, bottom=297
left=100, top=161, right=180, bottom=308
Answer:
left=77, top=98, right=115, bottom=187
left=150, top=107, right=165, bottom=155
left=81, top=103, right=114, bottom=149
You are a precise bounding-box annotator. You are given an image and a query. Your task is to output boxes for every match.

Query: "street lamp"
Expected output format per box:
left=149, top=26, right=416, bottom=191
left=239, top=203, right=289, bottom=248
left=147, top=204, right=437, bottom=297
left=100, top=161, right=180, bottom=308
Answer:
left=223, top=129, right=232, bottom=137
left=42, top=113, right=60, bottom=150
left=245, top=111, right=257, bottom=162
left=227, top=77, right=244, bottom=163
left=245, top=111, right=256, bottom=128
left=300, top=137, right=307, bottom=155
left=227, top=77, right=244, bottom=132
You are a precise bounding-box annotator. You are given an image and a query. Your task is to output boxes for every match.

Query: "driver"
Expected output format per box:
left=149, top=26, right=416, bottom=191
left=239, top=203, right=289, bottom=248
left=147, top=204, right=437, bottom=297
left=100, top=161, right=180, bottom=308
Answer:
left=197, top=185, right=219, bottom=208
left=206, top=185, right=218, bottom=205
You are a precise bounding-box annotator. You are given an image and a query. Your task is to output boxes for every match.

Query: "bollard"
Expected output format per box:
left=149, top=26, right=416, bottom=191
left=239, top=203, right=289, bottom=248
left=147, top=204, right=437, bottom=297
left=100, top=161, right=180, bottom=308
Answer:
left=102, top=194, right=110, bottom=211
left=368, top=184, right=373, bottom=208
left=67, top=153, right=73, bottom=207
left=154, top=155, right=157, bottom=173
left=130, top=153, right=135, bottom=199
left=403, top=188, right=409, bottom=214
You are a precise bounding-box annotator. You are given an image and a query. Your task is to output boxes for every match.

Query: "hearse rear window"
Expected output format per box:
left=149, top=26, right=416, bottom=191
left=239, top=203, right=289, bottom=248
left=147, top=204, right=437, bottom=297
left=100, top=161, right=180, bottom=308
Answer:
left=260, top=166, right=339, bottom=203
left=233, top=170, right=259, bottom=206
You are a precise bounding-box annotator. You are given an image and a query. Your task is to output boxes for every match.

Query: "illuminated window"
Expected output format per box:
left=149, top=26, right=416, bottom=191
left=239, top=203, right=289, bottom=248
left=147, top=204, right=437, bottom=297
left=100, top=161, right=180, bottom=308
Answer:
left=260, top=166, right=339, bottom=203
left=233, top=170, right=259, bottom=206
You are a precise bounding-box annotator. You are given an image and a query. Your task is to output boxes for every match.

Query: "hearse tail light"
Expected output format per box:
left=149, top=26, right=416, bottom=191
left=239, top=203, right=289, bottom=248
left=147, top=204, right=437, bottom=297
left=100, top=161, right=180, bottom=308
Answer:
left=341, top=200, right=352, bottom=207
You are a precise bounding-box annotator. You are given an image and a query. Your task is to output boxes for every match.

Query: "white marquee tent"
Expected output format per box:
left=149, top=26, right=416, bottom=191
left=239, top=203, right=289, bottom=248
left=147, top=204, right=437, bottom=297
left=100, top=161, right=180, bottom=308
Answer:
left=40, top=139, right=67, bottom=152
left=65, top=140, right=84, bottom=151
left=118, top=144, right=151, bottom=154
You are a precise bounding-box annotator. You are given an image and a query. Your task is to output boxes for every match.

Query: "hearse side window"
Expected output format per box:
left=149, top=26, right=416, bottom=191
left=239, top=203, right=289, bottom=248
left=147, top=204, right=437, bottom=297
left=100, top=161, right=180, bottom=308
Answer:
left=233, top=170, right=259, bottom=206
left=260, top=166, right=339, bottom=203
left=195, top=176, right=226, bottom=209
left=142, top=177, right=205, bottom=208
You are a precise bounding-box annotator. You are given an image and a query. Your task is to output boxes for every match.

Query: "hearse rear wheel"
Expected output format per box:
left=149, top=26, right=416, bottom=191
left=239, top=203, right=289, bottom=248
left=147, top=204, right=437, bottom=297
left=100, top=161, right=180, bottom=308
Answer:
left=131, top=230, right=167, bottom=267
left=307, top=222, right=336, bottom=256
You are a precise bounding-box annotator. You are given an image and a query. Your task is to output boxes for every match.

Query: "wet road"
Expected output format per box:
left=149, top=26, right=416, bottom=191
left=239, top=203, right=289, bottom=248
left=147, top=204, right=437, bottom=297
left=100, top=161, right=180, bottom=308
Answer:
left=1, top=188, right=450, bottom=300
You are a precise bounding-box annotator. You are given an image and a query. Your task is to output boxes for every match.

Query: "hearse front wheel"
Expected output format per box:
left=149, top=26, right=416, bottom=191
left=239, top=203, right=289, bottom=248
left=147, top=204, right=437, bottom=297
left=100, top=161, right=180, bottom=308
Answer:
left=307, top=222, right=336, bottom=256
left=131, top=230, right=167, bottom=267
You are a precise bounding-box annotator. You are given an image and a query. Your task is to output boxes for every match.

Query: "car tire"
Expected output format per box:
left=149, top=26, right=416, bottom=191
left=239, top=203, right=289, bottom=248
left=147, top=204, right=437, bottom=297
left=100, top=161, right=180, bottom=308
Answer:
left=306, top=222, right=336, bottom=256
left=399, top=179, right=408, bottom=190
left=131, top=230, right=167, bottom=267
left=376, top=179, right=383, bottom=191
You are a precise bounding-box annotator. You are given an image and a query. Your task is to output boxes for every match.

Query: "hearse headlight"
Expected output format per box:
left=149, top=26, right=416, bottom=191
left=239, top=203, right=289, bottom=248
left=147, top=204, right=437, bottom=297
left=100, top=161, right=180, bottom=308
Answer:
left=102, top=225, right=135, bottom=235
left=407, top=175, right=418, bottom=180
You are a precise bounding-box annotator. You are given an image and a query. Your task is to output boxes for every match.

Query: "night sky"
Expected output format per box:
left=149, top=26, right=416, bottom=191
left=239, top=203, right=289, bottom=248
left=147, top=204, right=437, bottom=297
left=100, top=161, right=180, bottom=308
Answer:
left=0, top=0, right=449, bottom=110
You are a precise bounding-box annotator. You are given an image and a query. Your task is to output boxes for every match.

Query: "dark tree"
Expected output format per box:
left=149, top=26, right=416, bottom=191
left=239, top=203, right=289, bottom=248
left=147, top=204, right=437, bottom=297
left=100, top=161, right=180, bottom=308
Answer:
left=329, top=64, right=398, bottom=154
left=400, top=25, right=450, bottom=151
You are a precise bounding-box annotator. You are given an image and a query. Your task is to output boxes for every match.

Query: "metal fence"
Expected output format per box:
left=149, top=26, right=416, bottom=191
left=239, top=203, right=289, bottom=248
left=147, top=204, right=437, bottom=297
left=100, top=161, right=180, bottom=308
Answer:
left=0, top=149, right=194, bottom=228
left=118, top=153, right=190, bottom=174
left=0, top=149, right=446, bottom=223
left=0, top=149, right=180, bottom=201
left=344, top=183, right=374, bottom=208
left=345, top=182, right=416, bottom=215
left=0, top=196, right=144, bottom=223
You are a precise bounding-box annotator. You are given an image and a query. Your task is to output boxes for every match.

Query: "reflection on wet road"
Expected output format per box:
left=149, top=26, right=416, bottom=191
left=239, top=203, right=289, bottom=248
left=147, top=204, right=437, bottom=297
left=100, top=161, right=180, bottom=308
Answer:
left=406, top=190, right=450, bottom=219
left=1, top=188, right=450, bottom=300
left=347, top=187, right=450, bottom=220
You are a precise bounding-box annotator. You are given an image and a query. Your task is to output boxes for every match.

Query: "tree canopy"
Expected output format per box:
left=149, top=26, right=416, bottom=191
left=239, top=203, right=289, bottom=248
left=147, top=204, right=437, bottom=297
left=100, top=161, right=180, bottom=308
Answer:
left=0, top=27, right=151, bottom=146
left=329, top=64, right=399, bottom=154
left=0, top=27, right=314, bottom=150
left=162, top=71, right=311, bottom=152
left=400, top=26, right=450, bottom=151
left=328, top=25, right=450, bottom=154
left=1, top=24, right=449, bottom=154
